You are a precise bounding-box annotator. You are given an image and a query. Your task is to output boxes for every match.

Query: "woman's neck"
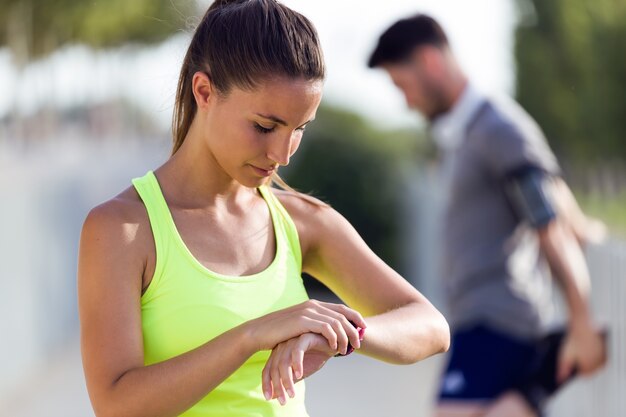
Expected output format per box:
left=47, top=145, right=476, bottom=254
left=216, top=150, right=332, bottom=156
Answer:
left=156, top=128, right=253, bottom=210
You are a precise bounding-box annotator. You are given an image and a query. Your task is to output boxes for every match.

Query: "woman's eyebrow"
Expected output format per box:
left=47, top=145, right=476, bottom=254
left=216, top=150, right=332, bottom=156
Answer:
left=255, top=113, right=288, bottom=126
left=255, top=113, right=315, bottom=127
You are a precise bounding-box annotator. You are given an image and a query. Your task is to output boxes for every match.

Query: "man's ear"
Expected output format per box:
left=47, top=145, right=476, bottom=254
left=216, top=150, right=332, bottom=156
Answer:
left=192, top=71, right=214, bottom=109
left=414, top=45, right=445, bottom=76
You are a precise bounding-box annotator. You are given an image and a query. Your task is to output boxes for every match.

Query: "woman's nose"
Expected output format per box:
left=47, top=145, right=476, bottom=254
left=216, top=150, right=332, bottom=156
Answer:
left=267, top=133, right=294, bottom=166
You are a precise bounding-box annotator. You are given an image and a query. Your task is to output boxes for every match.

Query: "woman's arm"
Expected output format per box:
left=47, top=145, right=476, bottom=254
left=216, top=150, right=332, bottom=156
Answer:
left=78, top=193, right=366, bottom=417
left=277, top=192, right=450, bottom=364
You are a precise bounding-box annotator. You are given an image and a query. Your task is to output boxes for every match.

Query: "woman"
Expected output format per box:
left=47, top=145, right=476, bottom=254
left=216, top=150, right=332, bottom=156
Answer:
left=77, top=1, right=450, bottom=416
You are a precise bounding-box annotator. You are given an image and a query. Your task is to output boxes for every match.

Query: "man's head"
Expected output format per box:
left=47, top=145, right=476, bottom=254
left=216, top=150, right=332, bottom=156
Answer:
left=368, top=14, right=465, bottom=120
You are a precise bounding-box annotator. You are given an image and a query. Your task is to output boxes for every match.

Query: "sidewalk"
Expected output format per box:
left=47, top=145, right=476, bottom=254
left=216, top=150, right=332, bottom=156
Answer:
left=0, top=340, right=94, bottom=417
left=0, top=338, right=443, bottom=417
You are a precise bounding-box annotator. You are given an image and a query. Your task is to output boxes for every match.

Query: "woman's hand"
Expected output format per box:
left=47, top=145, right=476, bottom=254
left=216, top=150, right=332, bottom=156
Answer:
left=261, top=333, right=338, bottom=405
left=247, top=299, right=366, bottom=356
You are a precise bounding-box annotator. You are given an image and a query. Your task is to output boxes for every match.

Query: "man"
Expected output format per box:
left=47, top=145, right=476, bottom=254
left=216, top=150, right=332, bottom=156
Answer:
left=368, top=14, right=606, bottom=417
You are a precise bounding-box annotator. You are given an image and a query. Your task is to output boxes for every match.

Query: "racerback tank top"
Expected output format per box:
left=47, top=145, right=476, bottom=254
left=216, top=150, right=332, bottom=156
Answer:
left=132, top=171, right=310, bottom=417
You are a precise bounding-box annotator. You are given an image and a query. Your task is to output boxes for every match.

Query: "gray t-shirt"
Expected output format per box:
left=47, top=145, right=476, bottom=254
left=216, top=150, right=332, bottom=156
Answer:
left=440, top=95, right=561, bottom=339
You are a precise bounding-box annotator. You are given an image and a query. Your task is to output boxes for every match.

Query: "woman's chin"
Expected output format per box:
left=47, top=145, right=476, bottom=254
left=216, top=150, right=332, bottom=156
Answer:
left=239, top=175, right=271, bottom=188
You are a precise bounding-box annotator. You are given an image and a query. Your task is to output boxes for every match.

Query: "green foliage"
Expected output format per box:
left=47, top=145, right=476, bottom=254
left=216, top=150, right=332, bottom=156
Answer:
left=514, top=0, right=626, bottom=161
left=576, top=191, right=626, bottom=238
left=282, top=105, right=420, bottom=287
left=0, top=0, right=195, bottom=60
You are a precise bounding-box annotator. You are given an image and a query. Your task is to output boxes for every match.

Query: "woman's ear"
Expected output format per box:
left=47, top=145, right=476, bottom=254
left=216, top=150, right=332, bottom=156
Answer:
left=192, top=71, right=214, bottom=109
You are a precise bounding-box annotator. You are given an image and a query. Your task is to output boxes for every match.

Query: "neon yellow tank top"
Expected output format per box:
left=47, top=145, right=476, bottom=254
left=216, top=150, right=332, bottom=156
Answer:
left=132, top=171, right=310, bottom=417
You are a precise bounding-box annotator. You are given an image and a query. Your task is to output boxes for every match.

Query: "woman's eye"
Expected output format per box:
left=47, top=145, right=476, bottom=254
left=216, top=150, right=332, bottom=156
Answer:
left=254, top=123, right=275, bottom=134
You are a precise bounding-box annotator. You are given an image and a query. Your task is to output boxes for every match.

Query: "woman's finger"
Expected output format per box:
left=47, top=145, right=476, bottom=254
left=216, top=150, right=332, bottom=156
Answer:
left=270, top=363, right=287, bottom=405
left=316, top=301, right=368, bottom=331
left=291, top=342, right=305, bottom=381
left=299, top=316, right=338, bottom=350
left=308, top=305, right=363, bottom=352
left=304, top=311, right=349, bottom=354
left=262, top=350, right=275, bottom=400
left=278, top=354, right=296, bottom=400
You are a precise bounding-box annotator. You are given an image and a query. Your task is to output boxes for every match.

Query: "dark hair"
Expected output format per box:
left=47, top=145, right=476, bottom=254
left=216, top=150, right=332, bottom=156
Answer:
left=368, top=14, right=448, bottom=68
left=172, top=0, right=326, bottom=154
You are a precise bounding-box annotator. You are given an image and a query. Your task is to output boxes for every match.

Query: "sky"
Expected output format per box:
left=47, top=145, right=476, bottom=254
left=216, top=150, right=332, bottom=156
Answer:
left=0, top=0, right=517, bottom=131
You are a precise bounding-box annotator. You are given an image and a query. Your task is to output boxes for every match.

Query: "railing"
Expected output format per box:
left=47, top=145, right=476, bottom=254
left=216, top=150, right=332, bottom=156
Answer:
left=549, top=240, right=626, bottom=417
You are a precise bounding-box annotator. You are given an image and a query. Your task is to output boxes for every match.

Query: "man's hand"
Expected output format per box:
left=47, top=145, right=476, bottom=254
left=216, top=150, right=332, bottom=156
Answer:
left=557, top=322, right=607, bottom=382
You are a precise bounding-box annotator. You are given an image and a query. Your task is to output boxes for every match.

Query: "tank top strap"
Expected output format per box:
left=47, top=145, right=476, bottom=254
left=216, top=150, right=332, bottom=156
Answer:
left=132, top=171, right=173, bottom=295
left=258, top=186, right=303, bottom=272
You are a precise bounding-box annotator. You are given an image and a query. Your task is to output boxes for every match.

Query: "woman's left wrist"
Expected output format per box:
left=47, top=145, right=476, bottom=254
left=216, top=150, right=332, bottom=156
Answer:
left=334, top=323, right=365, bottom=357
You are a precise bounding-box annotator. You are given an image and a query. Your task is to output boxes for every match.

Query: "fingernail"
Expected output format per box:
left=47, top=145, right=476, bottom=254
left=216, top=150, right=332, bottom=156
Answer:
left=287, top=388, right=295, bottom=398
left=264, top=390, right=271, bottom=400
left=295, top=370, right=302, bottom=379
left=279, top=396, right=286, bottom=405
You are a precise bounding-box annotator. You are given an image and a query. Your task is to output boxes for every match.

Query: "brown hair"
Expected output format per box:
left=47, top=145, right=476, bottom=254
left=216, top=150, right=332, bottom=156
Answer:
left=368, top=14, right=448, bottom=68
left=171, top=0, right=325, bottom=155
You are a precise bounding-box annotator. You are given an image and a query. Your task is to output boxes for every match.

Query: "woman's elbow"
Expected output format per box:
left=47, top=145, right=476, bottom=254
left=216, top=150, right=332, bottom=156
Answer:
left=91, top=398, right=117, bottom=417
left=397, top=309, right=451, bottom=364
left=434, top=312, right=451, bottom=354
left=89, top=387, right=141, bottom=417
left=413, top=308, right=450, bottom=362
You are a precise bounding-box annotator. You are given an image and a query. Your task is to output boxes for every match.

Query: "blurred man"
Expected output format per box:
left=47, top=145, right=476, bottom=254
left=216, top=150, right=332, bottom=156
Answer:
left=368, top=14, right=606, bottom=417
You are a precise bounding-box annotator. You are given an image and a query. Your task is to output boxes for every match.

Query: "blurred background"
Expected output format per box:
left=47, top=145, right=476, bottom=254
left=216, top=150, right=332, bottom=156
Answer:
left=0, top=0, right=624, bottom=416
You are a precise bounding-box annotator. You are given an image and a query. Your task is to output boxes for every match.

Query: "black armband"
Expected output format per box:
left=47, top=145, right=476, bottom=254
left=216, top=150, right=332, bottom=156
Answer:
left=504, top=166, right=557, bottom=228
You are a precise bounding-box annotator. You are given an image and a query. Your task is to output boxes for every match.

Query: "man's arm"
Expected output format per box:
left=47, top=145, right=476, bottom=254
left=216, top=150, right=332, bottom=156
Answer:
left=537, top=219, right=606, bottom=381
left=550, top=177, right=607, bottom=246
left=505, top=168, right=606, bottom=381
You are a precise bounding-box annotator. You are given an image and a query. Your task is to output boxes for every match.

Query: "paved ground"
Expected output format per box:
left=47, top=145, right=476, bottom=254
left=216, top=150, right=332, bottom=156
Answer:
left=0, top=340, right=94, bottom=417
left=0, top=337, right=443, bottom=417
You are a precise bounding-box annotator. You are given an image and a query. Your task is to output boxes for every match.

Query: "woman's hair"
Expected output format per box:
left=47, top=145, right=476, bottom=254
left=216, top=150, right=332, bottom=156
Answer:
left=172, top=0, right=326, bottom=155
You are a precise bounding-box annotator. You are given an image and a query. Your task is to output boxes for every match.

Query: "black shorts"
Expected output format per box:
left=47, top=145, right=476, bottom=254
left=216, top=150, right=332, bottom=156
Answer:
left=438, top=324, right=574, bottom=415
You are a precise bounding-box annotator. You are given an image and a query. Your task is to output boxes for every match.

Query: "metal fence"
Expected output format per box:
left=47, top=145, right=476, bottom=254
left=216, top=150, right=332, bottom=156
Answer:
left=549, top=240, right=626, bottom=417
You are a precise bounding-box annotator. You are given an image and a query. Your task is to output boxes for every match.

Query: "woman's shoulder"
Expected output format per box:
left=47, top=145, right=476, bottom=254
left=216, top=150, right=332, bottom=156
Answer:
left=271, top=189, right=332, bottom=223
left=82, top=186, right=151, bottom=249
left=270, top=188, right=348, bottom=244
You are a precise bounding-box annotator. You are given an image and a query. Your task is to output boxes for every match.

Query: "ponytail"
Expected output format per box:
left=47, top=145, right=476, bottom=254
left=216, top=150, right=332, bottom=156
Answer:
left=171, top=0, right=325, bottom=154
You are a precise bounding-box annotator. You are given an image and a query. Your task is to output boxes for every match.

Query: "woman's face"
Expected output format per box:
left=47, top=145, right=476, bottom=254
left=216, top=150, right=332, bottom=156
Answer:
left=201, top=76, right=323, bottom=188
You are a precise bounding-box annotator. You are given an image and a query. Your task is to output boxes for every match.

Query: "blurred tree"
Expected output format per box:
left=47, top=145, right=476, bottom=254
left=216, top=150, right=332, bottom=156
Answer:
left=0, top=0, right=195, bottom=64
left=0, top=0, right=196, bottom=142
left=514, top=0, right=626, bottom=161
left=282, top=104, right=421, bottom=291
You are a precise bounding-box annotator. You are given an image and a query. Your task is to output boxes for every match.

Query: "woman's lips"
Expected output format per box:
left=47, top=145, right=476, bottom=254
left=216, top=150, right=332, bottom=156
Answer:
left=250, top=165, right=275, bottom=177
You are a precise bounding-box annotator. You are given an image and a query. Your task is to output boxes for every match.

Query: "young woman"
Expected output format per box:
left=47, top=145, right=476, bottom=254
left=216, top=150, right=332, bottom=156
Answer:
left=77, top=1, right=450, bottom=416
